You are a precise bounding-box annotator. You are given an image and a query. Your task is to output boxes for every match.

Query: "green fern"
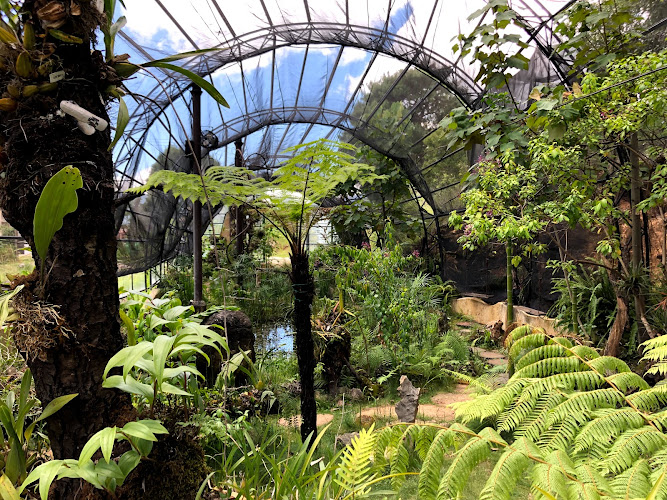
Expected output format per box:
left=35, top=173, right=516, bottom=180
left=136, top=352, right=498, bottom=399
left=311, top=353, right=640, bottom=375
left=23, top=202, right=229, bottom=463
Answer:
left=374, top=323, right=667, bottom=499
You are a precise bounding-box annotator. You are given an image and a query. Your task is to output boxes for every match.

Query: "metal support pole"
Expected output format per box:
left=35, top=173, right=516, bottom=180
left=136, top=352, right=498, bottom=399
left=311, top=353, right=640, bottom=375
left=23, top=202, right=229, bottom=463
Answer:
left=191, top=85, right=205, bottom=312
left=234, top=139, right=244, bottom=257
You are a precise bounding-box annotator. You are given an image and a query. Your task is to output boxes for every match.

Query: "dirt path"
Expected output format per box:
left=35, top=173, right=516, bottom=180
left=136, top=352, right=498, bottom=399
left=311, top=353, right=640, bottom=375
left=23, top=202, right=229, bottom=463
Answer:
left=278, top=345, right=510, bottom=429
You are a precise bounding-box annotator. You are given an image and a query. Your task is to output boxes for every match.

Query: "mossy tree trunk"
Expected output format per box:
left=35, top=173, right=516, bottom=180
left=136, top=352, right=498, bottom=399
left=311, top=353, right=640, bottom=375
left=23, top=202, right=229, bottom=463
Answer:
left=0, top=2, right=132, bottom=497
left=290, top=251, right=317, bottom=443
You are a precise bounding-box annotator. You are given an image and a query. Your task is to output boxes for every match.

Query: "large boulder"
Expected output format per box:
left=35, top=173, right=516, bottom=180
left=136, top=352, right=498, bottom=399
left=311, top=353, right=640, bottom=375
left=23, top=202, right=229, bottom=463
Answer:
left=197, top=309, right=255, bottom=386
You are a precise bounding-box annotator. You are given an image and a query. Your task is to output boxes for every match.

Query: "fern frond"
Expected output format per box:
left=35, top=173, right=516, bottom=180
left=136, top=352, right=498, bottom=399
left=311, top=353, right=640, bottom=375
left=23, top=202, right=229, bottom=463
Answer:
left=539, top=410, right=592, bottom=452
left=569, top=345, right=601, bottom=360
left=627, top=385, right=667, bottom=412
left=389, top=425, right=421, bottom=490
left=587, top=356, right=632, bottom=375
left=514, top=344, right=568, bottom=372
left=606, top=372, right=650, bottom=393
left=437, top=427, right=507, bottom=499
left=531, top=449, right=576, bottom=500
left=417, top=424, right=471, bottom=500
left=573, top=408, right=646, bottom=455
left=545, top=389, right=624, bottom=428
left=334, top=424, right=377, bottom=496
left=549, top=337, right=575, bottom=348
left=519, top=371, right=605, bottom=402
left=516, top=391, right=568, bottom=442
left=513, top=356, right=584, bottom=379
left=456, top=379, right=533, bottom=423
left=573, top=462, right=613, bottom=497
left=509, top=333, right=549, bottom=365
left=479, top=437, right=541, bottom=500
left=497, top=396, right=538, bottom=433
left=610, top=459, right=652, bottom=500
left=505, top=325, right=545, bottom=349
left=602, top=427, right=667, bottom=475
left=415, top=425, right=439, bottom=462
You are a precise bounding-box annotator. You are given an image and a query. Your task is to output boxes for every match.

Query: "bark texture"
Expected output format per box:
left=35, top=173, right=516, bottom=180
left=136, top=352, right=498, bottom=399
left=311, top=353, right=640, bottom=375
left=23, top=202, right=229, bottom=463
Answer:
left=290, top=251, right=317, bottom=443
left=0, top=2, right=132, bottom=497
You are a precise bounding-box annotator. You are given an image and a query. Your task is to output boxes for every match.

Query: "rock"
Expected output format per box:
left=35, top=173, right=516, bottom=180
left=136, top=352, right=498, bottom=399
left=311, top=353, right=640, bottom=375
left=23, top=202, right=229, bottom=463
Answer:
left=395, top=375, right=420, bottom=423
left=336, top=432, right=359, bottom=447
left=197, top=309, right=255, bottom=386
left=355, top=414, right=375, bottom=429
left=349, top=388, right=364, bottom=401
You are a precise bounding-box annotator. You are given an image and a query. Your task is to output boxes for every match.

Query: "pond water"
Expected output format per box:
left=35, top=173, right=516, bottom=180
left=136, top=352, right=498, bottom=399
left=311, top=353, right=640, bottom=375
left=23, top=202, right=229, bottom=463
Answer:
left=255, top=322, right=294, bottom=353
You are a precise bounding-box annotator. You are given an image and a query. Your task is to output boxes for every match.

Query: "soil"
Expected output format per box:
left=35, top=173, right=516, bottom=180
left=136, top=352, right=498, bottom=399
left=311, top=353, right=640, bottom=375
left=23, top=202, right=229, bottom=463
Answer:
left=277, top=346, right=510, bottom=428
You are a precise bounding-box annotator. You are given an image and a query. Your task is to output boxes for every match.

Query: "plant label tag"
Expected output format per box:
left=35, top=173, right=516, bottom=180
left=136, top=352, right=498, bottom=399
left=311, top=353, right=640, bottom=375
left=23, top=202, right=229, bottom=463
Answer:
left=49, top=71, right=65, bottom=83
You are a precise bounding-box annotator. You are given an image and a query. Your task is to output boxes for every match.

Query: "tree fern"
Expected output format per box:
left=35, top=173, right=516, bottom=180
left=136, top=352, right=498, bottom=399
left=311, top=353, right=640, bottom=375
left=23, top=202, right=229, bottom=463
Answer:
left=610, top=459, right=652, bottom=500
left=374, top=322, right=667, bottom=498
left=334, top=424, right=377, bottom=497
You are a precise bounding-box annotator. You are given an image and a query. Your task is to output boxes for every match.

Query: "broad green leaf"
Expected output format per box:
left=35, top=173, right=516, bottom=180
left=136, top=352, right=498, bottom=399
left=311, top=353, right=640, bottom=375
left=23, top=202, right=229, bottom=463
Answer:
left=33, top=393, right=77, bottom=425
left=102, top=375, right=154, bottom=400
left=162, top=305, right=193, bottom=321
left=118, top=450, right=141, bottom=476
left=18, top=460, right=64, bottom=500
left=134, top=419, right=168, bottom=435
left=152, top=335, right=176, bottom=387
left=78, top=428, right=104, bottom=465
left=109, top=96, right=129, bottom=151
left=141, top=61, right=229, bottom=108
left=120, top=421, right=159, bottom=442
left=119, top=309, right=136, bottom=346
left=122, top=342, right=153, bottom=381
left=33, top=166, right=83, bottom=265
left=99, top=426, right=117, bottom=464
left=160, top=382, right=191, bottom=397
left=0, top=474, right=20, bottom=500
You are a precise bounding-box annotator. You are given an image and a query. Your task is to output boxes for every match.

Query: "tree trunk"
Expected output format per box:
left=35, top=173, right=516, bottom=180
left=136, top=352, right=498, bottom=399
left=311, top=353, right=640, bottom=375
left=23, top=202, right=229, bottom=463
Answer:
left=628, top=135, right=655, bottom=339
left=0, top=3, right=132, bottom=497
left=604, top=296, right=628, bottom=357
left=290, top=251, right=317, bottom=444
left=506, top=242, right=514, bottom=326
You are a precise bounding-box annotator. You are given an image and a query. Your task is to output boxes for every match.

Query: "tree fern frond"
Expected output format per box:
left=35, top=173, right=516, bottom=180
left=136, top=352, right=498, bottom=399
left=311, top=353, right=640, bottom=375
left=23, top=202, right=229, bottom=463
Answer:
left=545, top=389, right=624, bottom=428
left=602, top=428, right=667, bottom=475
left=497, top=397, right=538, bottom=433
left=456, top=379, right=533, bottom=423
left=516, top=391, right=568, bottom=442
left=610, top=459, right=652, bottom=500
left=569, top=345, right=601, bottom=361
left=573, top=462, right=613, bottom=498
left=389, top=424, right=421, bottom=490
left=573, top=408, right=646, bottom=455
left=587, top=356, right=632, bottom=375
left=417, top=424, right=472, bottom=500
left=513, top=356, right=585, bottom=379
left=539, top=411, right=593, bottom=452
left=647, top=362, right=667, bottom=377
left=437, top=427, right=507, bottom=499
left=334, top=424, right=377, bottom=496
left=531, top=450, right=577, bottom=500
left=605, top=372, right=650, bottom=393
left=627, top=385, right=667, bottom=412
left=505, top=325, right=545, bottom=349
left=519, top=371, right=605, bottom=402
left=509, top=333, right=549, bottom=365
left=415, top=425, right=439, bottom=462
left=549, top=337, right=575, bottom=348
left=479, top=437, right=541, bottom=500
left=515, top=344, right=568, bottom=372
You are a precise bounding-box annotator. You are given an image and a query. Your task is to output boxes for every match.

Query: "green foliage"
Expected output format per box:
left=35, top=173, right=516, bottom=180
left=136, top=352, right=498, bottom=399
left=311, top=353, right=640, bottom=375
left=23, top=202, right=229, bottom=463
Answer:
left=32, top=166, right=82, bottom=280
left=0, top=370, right=76, bottom=488
left=108, top=294, right=228, bottom=412
left=373, top=325, right=667, bottom=498
left=19, top=419, right=168, bottom=499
